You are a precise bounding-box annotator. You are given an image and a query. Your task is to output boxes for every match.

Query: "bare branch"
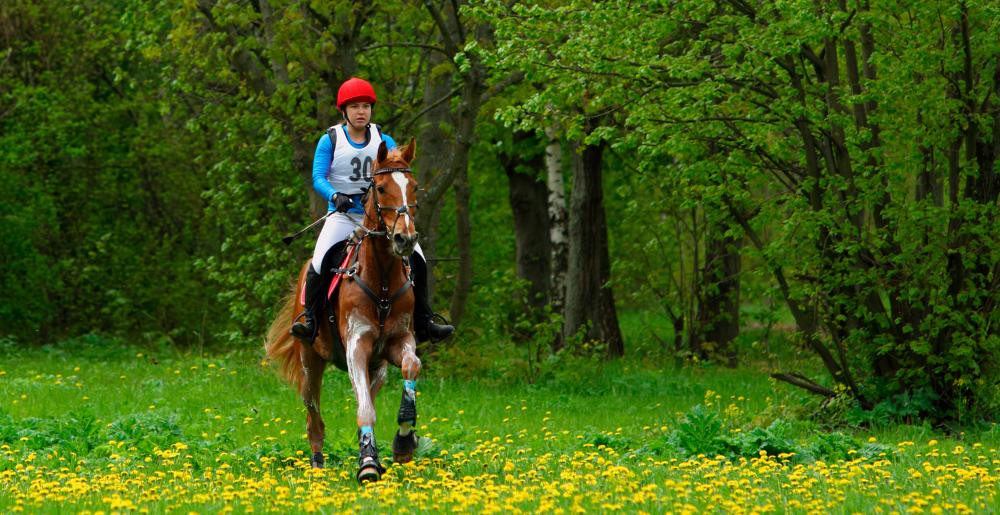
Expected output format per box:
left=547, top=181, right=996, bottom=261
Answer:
left=771, top=372, right=836, bottom=397
left=423, top=0, right=459, bottom=56
left=361, top=43, right=452, bottom=61
left=480, top=71, right=525, bottom=104
left=647, top=115, right=779, bottom=125
left=399, top=85, right=462, bottom=132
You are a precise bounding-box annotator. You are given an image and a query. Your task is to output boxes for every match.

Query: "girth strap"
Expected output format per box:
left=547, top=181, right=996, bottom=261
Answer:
left=351, top=273, right=412, bottom=333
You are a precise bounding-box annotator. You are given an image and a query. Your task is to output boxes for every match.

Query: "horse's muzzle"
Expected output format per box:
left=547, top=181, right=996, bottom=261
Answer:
left=392, top=233, right=417, bottom=257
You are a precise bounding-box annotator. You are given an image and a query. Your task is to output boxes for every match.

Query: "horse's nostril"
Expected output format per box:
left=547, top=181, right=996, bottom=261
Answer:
left=394, top=234, right=406, bottom=246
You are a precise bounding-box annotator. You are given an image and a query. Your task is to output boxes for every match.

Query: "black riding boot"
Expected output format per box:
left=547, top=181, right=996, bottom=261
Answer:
left=291, top=266, right=324, bottom=342
left=410, top=253, right=455, bottom=342
left=291, top=242, right=348, bottom=342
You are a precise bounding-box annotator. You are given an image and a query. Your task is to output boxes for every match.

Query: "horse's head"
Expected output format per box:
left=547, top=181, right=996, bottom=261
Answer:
left=366, top=139, right=419, bottom=257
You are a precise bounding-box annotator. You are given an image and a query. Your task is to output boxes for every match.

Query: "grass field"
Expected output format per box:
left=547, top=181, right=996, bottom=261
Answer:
left=1, top=333, right=999, bottom=513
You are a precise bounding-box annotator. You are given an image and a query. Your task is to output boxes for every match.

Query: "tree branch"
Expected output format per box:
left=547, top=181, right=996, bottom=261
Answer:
left=399, top=85, right=463, bottom=132
left=423, top=0, right=459, bottom=56
left=771, top=373, right=836, bottom=397
left=361, top=42, right=452, bottom=61
left=480, top=70, right=525, bottom=104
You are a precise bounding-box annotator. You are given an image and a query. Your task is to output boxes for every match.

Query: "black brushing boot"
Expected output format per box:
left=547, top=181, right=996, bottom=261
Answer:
left=393, top=386, right=419, bottom=463
left=291, top=267, right=323, bottom=342
left=410, top=253, right=455, bottom=342
left=357, top=430, right=385, bottom=483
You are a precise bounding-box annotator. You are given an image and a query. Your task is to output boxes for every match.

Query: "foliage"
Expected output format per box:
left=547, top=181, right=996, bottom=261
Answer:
left=478, top=0, right=1000, bottom=421
left=666, top=403, right=892, bottom=463
left=670, top=404, right=728, bottom=456
left=3, top=0, right=999, bottom=428
left=0, top=0, right=223, bottom=343
left=844, top=387, right=941, bottom=427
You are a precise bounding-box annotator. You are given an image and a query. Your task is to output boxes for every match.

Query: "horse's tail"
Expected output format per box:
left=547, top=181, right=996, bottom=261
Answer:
left=264, top=261, right=310, bottom=392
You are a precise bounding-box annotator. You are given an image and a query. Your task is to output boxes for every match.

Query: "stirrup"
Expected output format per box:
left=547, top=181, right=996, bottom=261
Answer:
left=425, top=313, right=454, bottom=341
left=290, top=311, right=316, bottom=341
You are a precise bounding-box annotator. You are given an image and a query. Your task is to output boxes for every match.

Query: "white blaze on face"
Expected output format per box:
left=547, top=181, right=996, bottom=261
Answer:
left=391, top=171, right=411, bottom=228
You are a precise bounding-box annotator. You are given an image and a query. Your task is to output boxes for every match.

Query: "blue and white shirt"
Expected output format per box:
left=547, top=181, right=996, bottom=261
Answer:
left=311, top=123, right=397, bottom=214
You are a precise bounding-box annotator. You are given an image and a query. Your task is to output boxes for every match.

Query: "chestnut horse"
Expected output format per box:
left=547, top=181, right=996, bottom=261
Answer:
left=266, top=140, right=422, bottom=482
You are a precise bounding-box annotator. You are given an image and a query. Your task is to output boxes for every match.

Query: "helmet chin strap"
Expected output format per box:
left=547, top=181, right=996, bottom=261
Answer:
left=343, top=120, right=369, bottom=140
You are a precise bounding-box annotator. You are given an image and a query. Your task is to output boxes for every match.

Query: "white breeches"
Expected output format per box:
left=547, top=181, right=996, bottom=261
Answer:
left=311, top=212, right=424, bottom=273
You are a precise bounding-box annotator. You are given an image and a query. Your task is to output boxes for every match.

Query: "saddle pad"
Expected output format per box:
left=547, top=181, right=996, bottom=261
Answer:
left=327, top=243, right=357, bottom=300
left=298, top=244, right=357, bottom=306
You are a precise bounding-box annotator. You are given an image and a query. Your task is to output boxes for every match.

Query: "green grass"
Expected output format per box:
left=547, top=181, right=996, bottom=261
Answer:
left=1, top=334, right=998, bottom=513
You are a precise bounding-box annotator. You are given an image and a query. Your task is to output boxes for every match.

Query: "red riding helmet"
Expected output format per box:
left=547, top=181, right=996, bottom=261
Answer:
left=337, top=77, right=377, bottom=110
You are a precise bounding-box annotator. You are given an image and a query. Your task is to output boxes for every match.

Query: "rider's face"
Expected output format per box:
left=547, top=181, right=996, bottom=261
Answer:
left=344, top=102, right=372, bottom=130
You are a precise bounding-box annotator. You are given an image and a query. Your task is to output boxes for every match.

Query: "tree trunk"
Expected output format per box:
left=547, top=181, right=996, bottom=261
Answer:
left=698, top=221, right=742, bottom=367
left=544, top=126, right=569, bottom=351
left=504, top=132, right=551, bottom=308
left=419, top=0, right=489, bottom=322
left=686, top=209, right=702, bottom=358
left=443, top=76, right=483, bottom=324
left=545, top=126, right=568, bottom=312
left=563, top=139, right=624, bottom=357
left=449, top=167, right=472, bottom=325
left=415, top=48, right=453, bottom=297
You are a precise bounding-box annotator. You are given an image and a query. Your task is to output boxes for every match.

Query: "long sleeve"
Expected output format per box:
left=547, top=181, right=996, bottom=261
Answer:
left=311, top=134, right=336, bottom=202
left=382, top=133, right=397, bottom=150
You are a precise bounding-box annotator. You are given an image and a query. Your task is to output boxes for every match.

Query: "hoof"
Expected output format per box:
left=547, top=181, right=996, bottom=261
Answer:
left=310, top=451, right=324, bottom=469
left=357, top=463, right=382, bottom=483
left=392, top=431, right=418, bottom=463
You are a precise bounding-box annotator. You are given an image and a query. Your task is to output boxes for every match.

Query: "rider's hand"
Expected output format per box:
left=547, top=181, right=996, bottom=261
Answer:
left=333, top=193, right=355, bottom=213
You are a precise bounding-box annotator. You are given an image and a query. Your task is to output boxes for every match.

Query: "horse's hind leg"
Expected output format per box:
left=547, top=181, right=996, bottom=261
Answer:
left=387, top=335, right=421, bottom=463
left=300, top=345, right=328, bottom=468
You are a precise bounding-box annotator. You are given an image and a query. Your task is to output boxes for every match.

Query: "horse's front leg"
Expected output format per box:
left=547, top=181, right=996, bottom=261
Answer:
left=344, top=314, right=384, bottom=482
left=369, top=359, right=388, bottom=399
left=387, top=332, right=421, bottom=463
left=300, top=344, right=328, bottom=468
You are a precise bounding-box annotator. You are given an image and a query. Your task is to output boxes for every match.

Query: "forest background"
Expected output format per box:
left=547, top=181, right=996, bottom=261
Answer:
left=2, top=0, right=999, bottom=425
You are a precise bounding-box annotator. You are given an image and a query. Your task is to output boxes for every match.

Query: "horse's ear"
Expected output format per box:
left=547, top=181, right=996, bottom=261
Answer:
left=377, top=141, right=388, bottom=163
left=401, top=138, right=416, bottom=164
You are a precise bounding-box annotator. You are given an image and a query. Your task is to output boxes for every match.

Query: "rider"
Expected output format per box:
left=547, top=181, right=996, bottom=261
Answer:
left=291, top=77, right=454, bottom=344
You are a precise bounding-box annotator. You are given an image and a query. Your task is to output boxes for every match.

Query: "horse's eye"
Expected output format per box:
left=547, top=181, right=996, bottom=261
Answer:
left=377, top=186, right=385, bottom=194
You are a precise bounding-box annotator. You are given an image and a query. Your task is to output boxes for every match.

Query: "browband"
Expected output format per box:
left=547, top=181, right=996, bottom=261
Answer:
left=373, top=167, right=412, bottom=176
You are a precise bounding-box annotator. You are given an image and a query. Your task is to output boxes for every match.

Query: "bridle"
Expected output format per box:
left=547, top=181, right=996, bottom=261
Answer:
left=363, top=167, right=419, bottom=240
